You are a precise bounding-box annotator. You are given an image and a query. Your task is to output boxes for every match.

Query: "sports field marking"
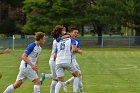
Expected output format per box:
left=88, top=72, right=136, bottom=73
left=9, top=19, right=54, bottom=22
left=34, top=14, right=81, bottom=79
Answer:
left=117, top=65, right=138, bottom=70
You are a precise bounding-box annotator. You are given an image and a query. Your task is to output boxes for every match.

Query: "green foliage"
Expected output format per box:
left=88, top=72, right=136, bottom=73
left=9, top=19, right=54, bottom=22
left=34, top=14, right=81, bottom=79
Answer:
left=89, top=0, right=125, bottom=25
left=21, top=0, right=140, bottom=35
left=22, top=0, right=90, bottom=34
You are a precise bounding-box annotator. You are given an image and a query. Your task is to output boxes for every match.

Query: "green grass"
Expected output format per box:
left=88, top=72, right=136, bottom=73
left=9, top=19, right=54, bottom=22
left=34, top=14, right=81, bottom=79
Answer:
left=1, top=48, right=140, bottom=93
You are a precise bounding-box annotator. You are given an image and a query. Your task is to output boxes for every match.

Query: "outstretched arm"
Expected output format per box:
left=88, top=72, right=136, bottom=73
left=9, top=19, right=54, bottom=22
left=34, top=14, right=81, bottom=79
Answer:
left=0, top=48, right=12, bottom=54
left=22, top=53, right=38, bottom=73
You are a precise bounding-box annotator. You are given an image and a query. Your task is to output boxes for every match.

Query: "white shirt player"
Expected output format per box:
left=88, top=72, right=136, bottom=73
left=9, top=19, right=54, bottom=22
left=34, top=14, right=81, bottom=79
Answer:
left=49, top=39, right=57, bottom=61
left=20, top=42, right=42, bottom=69
left=55, top=38, right=76, bottom=65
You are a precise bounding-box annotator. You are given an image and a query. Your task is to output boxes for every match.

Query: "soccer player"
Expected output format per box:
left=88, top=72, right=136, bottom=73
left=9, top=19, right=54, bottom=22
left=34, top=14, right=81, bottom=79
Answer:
left=55, top=31, right=81, bottom=93
left=40, top=25, right=69, bottom=93
left=0, top=48, right=12, bottom=54
left=65, top=27, right=84, bottom=93
left=3, top=32, right=46, bottom=93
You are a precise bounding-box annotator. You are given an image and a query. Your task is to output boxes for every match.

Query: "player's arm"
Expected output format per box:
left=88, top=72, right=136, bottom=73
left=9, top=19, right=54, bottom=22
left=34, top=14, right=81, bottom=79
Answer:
left=76, top=48, right=82, bottom=55
left=72, top=46, right=82, bottom=55
left=71, top=39, right=80, bottom=53
left=22, top=53, right=34, bottom=67
left=61, top=34, right=71, bottom=39
left=0, top=50, right=5, bottom=54
left=56, top=34, right=70, bottom=42
left=22, top=44, right=38, bottom=72
left=54, top=47, right=58, bottom=60
left=22, top=53, right=38, bottom=73
left=76, top=40, right=82, bottom=55
left=22, top=53, right=38, bottom=72
left=35, top=58, right=39, bottom=74
left=0, top=48, right=12, bottom=54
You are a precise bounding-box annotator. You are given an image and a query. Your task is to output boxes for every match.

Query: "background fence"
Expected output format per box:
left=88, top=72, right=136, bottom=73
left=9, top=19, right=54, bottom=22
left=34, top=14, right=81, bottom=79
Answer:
left=0, top=36, right=140, bottom=49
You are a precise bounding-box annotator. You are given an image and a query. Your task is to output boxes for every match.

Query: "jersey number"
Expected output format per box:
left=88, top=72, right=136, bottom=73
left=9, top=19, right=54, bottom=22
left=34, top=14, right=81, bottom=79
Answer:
left=60, top=42, right=65, bottom=50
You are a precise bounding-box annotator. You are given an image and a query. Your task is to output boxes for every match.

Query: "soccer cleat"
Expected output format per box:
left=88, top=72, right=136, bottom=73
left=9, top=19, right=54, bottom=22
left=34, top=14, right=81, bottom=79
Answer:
left=40, top=73, right=45, bottom=85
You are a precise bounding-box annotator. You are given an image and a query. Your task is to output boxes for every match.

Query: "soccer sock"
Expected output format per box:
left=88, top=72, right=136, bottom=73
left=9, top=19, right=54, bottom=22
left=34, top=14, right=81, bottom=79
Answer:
left=45, top=74, right=53, bottom=79
left=65, top=77, right=74, bottom=85
left=34, top=85, right=40, bottom=93
left=73, top=77, right=80, bottom=93
left=3, top=84, right=14, bottom=93
left=55, top=81, right=63, bottom=93
left=79, top=76, right=84, bottom=93
left=50, top=80, right=57, bottom=93
left=62, top=82, right=67, bottom=92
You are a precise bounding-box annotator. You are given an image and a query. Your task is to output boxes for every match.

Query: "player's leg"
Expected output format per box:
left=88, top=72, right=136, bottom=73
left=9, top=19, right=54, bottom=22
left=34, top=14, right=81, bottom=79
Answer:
left=50, top=62, right=58, bottom=93
left=50, top=80, right=57, bottom=93
left=65, top=75, right=84, bottom=93
left=66, top=77, right=75, bottom=85
left=3, top=80, right=23, bottom=93
left=66, top=63, right=80, bottom=93
left=72, top=71, right=80, bottom=93
left=76, top=65, right=84, bottom=93
left=3, top=70, right=25, bottom=93
left=55, top=77, right=65, bottom=93
left=33, top=78, right=41, bottom=93
left=40, top=73, right=53, bottom=85
left=40, top=60, right=54, bottom=85
left=79, top=76, right=84, bottom=93
left=26, top=68, right=40, bottom=93
left=55, top=64, right=65, bottom=93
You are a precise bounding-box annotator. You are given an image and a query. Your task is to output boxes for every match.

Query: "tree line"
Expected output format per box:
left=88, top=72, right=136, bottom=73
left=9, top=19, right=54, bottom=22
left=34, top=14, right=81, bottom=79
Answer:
left=1, top=0, right=140, bottom=44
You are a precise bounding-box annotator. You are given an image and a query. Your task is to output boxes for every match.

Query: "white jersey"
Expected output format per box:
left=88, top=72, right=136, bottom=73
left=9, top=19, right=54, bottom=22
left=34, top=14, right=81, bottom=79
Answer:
left=20, top=42, right=42, bottom=69
left=55, top=38, right=76, bottom=65
left=49, top=39, right=57, bottom=61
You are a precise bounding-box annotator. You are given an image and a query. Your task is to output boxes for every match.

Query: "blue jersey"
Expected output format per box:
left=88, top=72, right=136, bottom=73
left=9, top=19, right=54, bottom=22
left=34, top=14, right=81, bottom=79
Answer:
left=72, top=39, right=80, bottom=59
left=20, top=42, right=42, bottom=68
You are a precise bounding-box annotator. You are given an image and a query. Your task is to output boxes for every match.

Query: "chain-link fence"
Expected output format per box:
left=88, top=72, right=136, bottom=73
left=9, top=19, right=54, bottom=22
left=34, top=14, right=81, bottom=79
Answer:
left=79, top=36, right=140, bottom=48
left=0, top=36, right=140, bottom=49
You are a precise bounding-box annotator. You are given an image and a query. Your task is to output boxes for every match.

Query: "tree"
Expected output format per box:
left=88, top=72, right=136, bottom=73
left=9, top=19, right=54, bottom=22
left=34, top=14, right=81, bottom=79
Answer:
left=0, top=0, right=25, bottom=35
left=84, top=0, right=125, bottom=44
left=22, top=0, right=91, bottom=34
left=23, top=0, right=140, bottom=46
left=120, top=0, right=140, bottom=44
left=133, top=0, right=140, bottom=44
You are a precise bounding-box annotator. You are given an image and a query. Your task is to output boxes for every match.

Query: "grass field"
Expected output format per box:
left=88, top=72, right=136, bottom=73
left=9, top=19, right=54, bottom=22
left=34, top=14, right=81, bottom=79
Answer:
left=1, top=48, right=140, bottom=93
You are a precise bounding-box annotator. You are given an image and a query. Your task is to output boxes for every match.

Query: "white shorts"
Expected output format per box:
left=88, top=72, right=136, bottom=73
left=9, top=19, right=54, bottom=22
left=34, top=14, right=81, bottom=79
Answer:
left=16, top=68, right=38, bottom=82
left=72, top=59, right=81, bottom=74
left=49, top=60, right=57, bottom=79
left=56, top=63, right=77, bottom=77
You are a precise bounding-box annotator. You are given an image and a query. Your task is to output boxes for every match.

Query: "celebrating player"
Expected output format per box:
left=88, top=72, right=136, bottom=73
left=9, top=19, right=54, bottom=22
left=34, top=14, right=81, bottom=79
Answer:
left=3, top=32, right=46, bottom=93
left=54, top=29, right=81, bottom=93
left=40, top=25, right=69, bottom=93
left=65, top=27, right=84, bottom=93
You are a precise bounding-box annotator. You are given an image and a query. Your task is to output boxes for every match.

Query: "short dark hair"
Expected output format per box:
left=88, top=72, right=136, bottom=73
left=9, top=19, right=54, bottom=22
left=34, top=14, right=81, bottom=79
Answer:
left=35, top=32, right=45, bottom=41
left=70, top=26, right=78, bottom=32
